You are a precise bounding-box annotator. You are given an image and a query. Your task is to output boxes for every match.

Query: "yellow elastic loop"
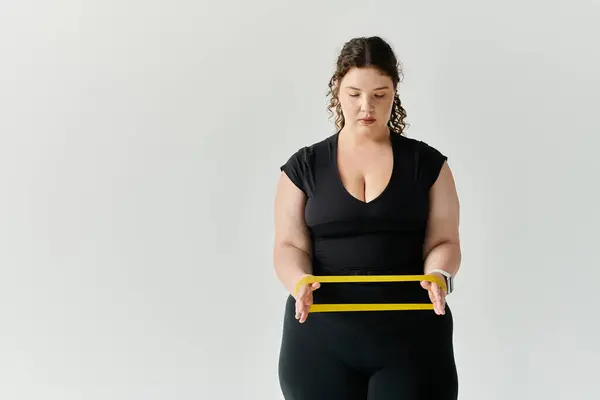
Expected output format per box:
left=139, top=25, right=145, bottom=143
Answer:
left=294, top=274, right=446, bottom=312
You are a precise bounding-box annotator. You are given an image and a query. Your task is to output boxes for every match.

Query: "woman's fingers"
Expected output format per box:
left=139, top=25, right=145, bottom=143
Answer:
left=298, top=307, right=308, bottom=323
left=295, top=288, right=311, bottom=323
left=294, top=281, right=320, bottom=323
left=422, top=280, right=440, bottom=312
left=295, top=300, right=306, bottom=321
left=295, top=288, right=305, bottom=319
left=431, top=283, right=446, bottom=315
left=297, top=298, right=310, bottom=323
left=433, top=284, right=441, bottom=315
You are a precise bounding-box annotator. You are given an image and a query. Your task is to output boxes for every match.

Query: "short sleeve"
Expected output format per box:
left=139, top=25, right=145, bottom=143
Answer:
left=280, top=146, right=312, bottom=196
left=416, top=141, right=448, bottom=189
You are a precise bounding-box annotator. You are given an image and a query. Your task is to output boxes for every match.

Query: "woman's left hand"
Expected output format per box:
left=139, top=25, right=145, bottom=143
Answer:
left=421, top=272, right=446, bottom=315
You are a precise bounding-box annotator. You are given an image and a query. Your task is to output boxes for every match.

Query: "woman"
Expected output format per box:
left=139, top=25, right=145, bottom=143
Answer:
left=273, top=36, right=461, bottom=400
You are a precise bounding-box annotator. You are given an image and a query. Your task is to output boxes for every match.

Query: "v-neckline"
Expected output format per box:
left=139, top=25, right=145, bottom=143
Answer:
left=333, top=130, right=396, bottom=205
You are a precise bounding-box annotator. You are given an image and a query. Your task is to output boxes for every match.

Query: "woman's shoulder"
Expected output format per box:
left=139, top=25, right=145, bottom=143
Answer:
left=395, top=134, right=443, bottom=153
left=279, top=133, right=336, bottom=196
left=284, top=133, right=336, bottom=166
left=395, top=134, right=447, bottom=161
left=395, top=135, right=448, bottom=188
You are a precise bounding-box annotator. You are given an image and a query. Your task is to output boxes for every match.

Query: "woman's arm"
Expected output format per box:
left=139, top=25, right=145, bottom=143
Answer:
left=423, top=161, right=461, bottom=278
left=273, top=171, right=313, bottom=297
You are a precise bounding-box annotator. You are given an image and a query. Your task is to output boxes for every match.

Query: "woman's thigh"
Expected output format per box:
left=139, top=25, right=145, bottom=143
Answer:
left=278, top=296, right=368, bottom=400
left=278, top=345, right=368, bottom=400
left=366, top=361, right=458, bottom=400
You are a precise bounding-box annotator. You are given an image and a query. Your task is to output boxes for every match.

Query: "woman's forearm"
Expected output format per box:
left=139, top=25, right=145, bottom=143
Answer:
left=273, top=243, right=313, bottom=297
left=424, top=240, right=462, bottom=277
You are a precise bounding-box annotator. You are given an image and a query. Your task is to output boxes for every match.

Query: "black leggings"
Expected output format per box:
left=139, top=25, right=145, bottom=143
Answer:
left=278, top=295, right=458, bottom=400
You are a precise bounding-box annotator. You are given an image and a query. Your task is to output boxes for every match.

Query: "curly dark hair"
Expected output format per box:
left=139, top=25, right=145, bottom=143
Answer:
left=326, top=36, right=409, bottom=135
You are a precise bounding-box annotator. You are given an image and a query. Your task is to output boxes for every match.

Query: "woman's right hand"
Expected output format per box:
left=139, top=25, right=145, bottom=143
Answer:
left=294, top=275, right=320, bottom=323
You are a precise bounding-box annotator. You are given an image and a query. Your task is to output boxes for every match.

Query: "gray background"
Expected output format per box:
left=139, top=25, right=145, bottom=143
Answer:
left=1, top=1, right=599, bottom=399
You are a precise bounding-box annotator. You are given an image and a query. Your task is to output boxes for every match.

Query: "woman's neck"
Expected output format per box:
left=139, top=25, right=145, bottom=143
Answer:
left=339, top=125, right=390, bottom=147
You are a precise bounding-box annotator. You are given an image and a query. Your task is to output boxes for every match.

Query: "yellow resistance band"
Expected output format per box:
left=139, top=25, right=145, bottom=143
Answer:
left=294, top=274, right=446, bottom=312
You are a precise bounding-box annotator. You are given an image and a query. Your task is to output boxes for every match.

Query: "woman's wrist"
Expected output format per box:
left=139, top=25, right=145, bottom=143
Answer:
left=289, top=272, right=313, bottom=298
left=426, top=269, right=453, bottom=294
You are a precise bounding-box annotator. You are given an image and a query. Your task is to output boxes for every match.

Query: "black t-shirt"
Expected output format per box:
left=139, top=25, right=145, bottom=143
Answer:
left=280, top=131, right=447, bottom=306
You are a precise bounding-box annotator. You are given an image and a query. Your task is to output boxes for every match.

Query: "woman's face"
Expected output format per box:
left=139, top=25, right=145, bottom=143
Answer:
left=338, top=67, right=395, bottom=134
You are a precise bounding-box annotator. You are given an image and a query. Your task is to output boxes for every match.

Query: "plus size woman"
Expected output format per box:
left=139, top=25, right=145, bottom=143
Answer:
left=273, top=36, right=461, bottom=400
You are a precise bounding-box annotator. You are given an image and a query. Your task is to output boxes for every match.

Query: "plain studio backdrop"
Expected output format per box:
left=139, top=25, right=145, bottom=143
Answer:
left=1, top=0, right=599, bottom=399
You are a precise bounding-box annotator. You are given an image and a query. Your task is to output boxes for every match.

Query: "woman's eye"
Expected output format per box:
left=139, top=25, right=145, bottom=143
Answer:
left=348, top=92, right=385, bottom=98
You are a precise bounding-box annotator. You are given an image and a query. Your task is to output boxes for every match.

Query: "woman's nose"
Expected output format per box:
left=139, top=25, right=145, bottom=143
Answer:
left=361, top=99, right=375, bottom=112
